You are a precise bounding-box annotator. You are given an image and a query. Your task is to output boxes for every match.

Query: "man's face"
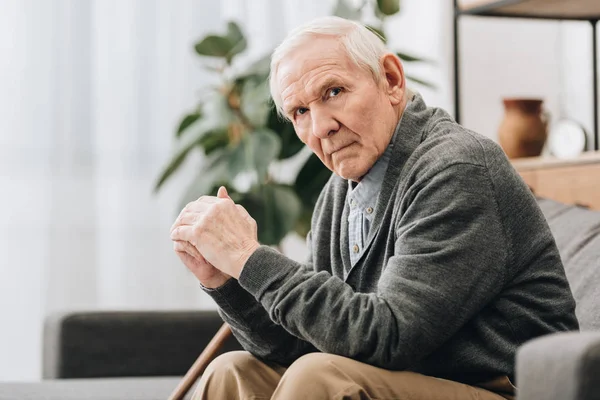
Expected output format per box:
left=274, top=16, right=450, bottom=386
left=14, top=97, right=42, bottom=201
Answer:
left=277, top=37, right=403, bottom=181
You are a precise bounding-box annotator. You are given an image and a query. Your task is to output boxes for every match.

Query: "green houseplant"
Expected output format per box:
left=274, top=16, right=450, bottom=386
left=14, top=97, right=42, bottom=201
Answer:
left=155, top=0, right=433, bottom=245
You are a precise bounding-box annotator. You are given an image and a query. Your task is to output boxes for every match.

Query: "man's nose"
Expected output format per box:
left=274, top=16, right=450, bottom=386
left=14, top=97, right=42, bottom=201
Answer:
left=311, top=108, right=340, bottom=139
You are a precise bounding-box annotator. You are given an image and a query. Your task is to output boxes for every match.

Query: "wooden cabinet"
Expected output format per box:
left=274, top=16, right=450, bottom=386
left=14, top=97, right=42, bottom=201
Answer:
left=512, top=152, right=600, bottom=210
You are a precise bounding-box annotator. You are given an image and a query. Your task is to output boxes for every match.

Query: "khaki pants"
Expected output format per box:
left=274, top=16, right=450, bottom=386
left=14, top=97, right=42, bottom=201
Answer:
left=192, top=351, right=515, bottom=400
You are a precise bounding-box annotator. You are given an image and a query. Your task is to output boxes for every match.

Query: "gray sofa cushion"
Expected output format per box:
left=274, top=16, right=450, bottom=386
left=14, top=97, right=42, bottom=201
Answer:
left=538, top=199, right=600, bottom=331
left=43, top=311, right=242, bottom=379
left=516, top=332, right=600, bottom=400
left=0, top=377, right=194, bottom=400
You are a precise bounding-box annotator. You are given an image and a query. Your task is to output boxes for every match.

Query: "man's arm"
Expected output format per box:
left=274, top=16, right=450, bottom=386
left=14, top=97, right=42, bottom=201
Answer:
left=200, top=234, right=318, bottom=366
left=236, top=163, right=510, bottom=369
left=173, top=186, right=318, bottom=365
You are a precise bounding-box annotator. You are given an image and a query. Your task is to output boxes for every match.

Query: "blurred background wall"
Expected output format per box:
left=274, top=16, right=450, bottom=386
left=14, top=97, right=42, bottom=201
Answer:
left=0, top=0, right=596, bottom=381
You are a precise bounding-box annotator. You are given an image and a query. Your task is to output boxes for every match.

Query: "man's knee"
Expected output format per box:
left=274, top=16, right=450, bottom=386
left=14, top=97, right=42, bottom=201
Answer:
left=194, top=351, right=262, bottom=400
left=274, top=353, right=441, bottom=400
left=274, top=353, right=349, bottom=396
left=286, top=352, right=345, bottom=376
left=202, top=350, right=257, bottom=380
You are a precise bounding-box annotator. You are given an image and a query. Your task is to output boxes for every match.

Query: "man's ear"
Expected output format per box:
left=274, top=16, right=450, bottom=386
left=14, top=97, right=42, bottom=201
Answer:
left=380, top=53, right=405, bottom=105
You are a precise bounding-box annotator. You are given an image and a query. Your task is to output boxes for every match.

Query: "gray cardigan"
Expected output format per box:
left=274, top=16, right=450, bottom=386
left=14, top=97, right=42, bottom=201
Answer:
left=204, top=94, right=578, bottom=385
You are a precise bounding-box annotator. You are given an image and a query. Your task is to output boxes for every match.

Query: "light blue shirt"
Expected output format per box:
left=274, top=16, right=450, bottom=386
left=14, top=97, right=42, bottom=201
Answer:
left=346, top=142, right=393, bottom=269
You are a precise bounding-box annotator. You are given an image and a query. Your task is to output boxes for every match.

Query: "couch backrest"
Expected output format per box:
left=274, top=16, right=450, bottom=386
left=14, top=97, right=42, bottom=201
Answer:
left=538, top=198, right=600, bottom=331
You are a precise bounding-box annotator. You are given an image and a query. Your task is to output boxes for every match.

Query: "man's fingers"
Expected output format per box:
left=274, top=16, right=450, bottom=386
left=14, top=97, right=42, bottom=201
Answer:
left=173, top=240, right=186, bottom=252
left=174, top=240, right=206, bottom=262
left=184, top=197, right=221, bottom=212
left=182, top=240, right=204, bottom=260
left=171, top=202, right=216, bottom=232
left=173, top=240, right=196, bottom=256
left=170, top=225, right=195, bottom=243
left=172, top=191, right=236, bottom=231
left=236, top=204, right=252, bottom=220
left=186, top=241, right=203, bottom=260
left=171, top=198, right=214, bottom=232
left=170, top=211, right=203, bottom=233
left=217, top=186, right=230, bottom=199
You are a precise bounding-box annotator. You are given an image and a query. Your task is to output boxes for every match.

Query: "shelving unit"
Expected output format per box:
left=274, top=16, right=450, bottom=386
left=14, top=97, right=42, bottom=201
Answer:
left=512, top=150, right=600, bottom=210
left=453, top=0, right=600, bottom=151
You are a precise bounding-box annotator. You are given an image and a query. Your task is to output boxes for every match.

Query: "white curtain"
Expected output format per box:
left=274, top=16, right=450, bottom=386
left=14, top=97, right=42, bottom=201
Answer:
left=0, top=0, right=343, bottom=382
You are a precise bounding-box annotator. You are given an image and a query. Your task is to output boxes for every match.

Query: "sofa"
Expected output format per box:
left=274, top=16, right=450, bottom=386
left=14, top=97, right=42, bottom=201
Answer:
left=0, top=311, right=243, bottom=400
left=516, top=199, right=600, bottom=400
left=0, top=198, right=598, bottom=400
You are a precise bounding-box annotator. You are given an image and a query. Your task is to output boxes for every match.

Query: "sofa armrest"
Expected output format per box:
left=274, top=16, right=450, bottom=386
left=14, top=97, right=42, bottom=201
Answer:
left=43, top=310, right=242, bottom=379
left=516, top=331, right=600, bottom=400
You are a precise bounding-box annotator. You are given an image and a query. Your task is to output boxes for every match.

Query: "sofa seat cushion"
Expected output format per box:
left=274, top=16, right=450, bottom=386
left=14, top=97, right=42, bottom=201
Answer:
left=0, top=377, right=193, bottom=400
left=538, top=198, right=600, bottom=331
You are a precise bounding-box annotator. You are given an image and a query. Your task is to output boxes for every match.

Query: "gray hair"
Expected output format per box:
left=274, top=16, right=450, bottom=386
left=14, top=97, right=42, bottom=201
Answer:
left=269, top=16, right=389, bottom=118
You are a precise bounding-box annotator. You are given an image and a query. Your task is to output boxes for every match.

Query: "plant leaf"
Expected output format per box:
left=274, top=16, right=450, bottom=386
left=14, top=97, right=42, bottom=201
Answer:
left=238, top=184, right=302, bottom=245
left=240, top=54, right=271, bottom=80
left=194, top=35, right=233, bottom=58
left=234, top=54, right=271, bottom=85
left=396, top=51, right=434, bottom=64
left=193, top=21, right=247, bottom=63
left=267, top=106, right=303, bottom=159
left=155, top=119, right=221, bottom=192
left=176, top=112, right=201, bottom=137
left=333, top=0, right=361, bottom=20
left=198, top=129, right=229, bottom=154
left=227, top=135, right=251, bottom=181
left=178, top=154, right=230, bottom=210
left=406, top=74, right=436, bottom=89
left=154, top=149, right=191, bottom=193
left=155, top=93, right=234, bottom=192
left=376, top=0, right=400, bottom=15
left=366, top=25, right=387, bottom=43
left=227, top=21, right=244, bottom=46
left=240, top=77, right=271, bottom=127
left=227, top=128, right=281, bottom=182
left=203, top=91, right=236, bottom=127
left=226, top=21, right=247, bottom=63
left=251, top=128, right=281, bottom=181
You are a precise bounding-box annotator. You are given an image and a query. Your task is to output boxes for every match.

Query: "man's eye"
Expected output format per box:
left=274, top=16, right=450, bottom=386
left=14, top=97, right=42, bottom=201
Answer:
left=295, top=108, right=308, bottom=116
left=328, top=87, right=343, bottom=97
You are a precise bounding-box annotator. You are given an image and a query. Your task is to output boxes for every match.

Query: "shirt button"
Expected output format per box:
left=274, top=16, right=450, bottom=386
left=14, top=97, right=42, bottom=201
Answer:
left=352, top=244, right=360, bottom=253
left=366, top=207, right=373, bottom=214
left=350, top=200, right=356, bottom=208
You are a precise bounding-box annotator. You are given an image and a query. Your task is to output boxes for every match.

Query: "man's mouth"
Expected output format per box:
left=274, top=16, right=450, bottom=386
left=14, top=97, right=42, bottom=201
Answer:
left=330, top=142, right=353, bottom=155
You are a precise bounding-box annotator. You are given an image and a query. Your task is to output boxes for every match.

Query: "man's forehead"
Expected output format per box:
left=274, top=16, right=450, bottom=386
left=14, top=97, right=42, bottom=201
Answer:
left=276, top=38, right=354, bottom=88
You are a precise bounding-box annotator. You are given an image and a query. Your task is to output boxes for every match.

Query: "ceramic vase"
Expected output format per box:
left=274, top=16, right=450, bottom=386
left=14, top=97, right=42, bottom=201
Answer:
left=498, top=98, right=548, bottom=159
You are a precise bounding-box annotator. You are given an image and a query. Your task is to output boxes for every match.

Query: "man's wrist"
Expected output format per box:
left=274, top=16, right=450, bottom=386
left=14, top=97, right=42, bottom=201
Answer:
left=200, top=274, right=231, bottom=289
left=232, top=241, right=261, bottom=279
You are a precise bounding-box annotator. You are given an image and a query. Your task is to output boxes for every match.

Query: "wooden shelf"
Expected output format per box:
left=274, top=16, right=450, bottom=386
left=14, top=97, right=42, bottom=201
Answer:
left=457, top=0, right=600, bottom=20
left=512, top=151, right=600, bottom=171
left=511, top=152, right=600, bottom=210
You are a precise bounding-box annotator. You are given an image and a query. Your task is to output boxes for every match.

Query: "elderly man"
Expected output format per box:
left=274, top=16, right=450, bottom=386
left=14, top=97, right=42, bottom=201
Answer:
left=170, top=16, right=578, bottom=400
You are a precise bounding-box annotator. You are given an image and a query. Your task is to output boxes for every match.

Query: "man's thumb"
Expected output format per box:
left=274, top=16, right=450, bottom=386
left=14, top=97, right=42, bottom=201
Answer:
left=217, top=186, right=229, bottom=199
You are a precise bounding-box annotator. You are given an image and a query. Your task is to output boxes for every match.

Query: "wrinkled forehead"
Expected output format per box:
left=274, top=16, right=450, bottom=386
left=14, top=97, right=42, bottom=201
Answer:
left=276, top=37, right=361, bottom=95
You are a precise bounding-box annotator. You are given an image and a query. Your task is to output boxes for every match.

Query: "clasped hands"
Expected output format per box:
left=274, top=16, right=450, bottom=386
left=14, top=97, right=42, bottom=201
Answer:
left=170, top=186, right=260, bottom=288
